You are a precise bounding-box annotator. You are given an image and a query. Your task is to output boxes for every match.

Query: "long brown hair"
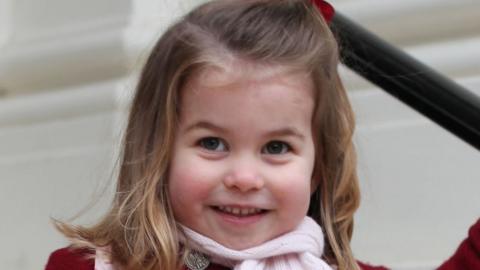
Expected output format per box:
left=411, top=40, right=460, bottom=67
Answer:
left=56, top=1, right=360, bottom=269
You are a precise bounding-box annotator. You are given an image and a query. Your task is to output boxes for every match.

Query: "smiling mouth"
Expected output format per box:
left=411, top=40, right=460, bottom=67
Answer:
left=212, top=206, right=268, bottom=217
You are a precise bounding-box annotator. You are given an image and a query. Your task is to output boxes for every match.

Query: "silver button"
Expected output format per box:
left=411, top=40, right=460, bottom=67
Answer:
left=184, top=250, right=210, bottom=270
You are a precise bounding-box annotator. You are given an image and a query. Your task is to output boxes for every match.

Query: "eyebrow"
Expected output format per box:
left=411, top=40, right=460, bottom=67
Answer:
left=184, top=121, right=305, bottom=140
left=184, top=121, right=227, bottom=134
left=266, top=127, right=305, bottom=141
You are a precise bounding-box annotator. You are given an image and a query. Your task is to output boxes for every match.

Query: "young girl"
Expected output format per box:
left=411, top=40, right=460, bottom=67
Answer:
left=45, top=0, right=480, bottom=270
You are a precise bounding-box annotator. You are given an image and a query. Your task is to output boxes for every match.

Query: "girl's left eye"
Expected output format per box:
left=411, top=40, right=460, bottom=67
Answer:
left=262, top=141, right=291, bottom=155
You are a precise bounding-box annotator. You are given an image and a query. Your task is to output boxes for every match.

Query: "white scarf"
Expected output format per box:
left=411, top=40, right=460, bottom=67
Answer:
left=94, top=217, right=333, bottom=270
left=180, top=216, right=334, bottom=270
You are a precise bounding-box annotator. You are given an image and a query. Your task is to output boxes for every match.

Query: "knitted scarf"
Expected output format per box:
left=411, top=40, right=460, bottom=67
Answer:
left=95, top=217, right=333, bottom=270
left=180, top=216, right=334, bottom=270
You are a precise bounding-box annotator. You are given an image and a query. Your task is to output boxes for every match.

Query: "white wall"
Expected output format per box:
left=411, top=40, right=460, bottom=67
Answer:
left=0, top=81, right=127, bottom=268
left=337, top=2, right=480, bottom=267
left=0, top=0, right=479, bottom=269
left=350, top=78, right=480, bottom=269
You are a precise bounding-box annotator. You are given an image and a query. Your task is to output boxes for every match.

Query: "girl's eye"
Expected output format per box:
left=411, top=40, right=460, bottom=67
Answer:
left=198, top=137, right=227, bottom=151
left=262, top=141, right=291, bottom=155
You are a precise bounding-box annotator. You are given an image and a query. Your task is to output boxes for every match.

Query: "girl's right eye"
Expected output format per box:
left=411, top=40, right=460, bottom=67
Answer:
left=198, top=137, right=227, bottom=152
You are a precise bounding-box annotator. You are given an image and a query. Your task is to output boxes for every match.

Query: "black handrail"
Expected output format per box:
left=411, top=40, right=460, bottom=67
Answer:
left=331, top=12, right=480, bottom=151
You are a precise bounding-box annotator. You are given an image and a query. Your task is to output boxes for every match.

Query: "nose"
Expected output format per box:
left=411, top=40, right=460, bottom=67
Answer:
left=223, top=158, right=264, bottom=192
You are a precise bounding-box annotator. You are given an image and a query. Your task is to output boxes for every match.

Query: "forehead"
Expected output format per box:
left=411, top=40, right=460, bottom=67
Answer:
left=184, top=61, right=314, bottom=99
left=178, top=61, right=315, bottom=130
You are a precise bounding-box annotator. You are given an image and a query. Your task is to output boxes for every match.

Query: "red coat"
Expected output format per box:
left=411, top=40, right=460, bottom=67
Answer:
left=45, top=219, right=479, bottom=270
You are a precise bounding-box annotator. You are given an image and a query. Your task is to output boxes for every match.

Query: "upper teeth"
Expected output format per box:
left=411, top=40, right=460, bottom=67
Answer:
left=217, top=206, right=263, bottom=216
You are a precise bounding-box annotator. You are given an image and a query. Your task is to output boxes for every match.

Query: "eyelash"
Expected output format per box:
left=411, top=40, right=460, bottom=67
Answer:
left=262, top=140, right=291, bottom=155
left=197, top=137, right=292, bottom=155
left=198, top=137, right=227, bottom=152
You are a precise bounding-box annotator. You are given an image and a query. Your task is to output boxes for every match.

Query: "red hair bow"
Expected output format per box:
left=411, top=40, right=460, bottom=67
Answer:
left=311, top=0, right=335, bottom=23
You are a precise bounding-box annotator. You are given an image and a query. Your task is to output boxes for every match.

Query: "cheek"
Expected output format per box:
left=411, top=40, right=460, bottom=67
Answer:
left=169, top=168, right=197, bottom=204
left=169, top=164, right=202, bottom=203
left=284, top=179, right=311, bottom=210
left=168, top=162, right=207, bottom=226
left=269, top=164, right=312, bottom=211
left=168, top=153, right=222, bottom=209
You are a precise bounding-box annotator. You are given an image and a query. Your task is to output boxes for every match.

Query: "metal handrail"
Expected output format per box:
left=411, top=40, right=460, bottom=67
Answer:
left=331, top=12, right=480, bottom=151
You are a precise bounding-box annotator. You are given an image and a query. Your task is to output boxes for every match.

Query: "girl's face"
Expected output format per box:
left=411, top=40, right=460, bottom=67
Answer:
left=169, top=64, right=315, bottom=250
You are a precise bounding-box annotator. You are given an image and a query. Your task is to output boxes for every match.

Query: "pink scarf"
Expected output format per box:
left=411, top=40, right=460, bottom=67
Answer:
left=180, top=216, right=334, bottom=270
left=95, top=217, right=333, bottom=270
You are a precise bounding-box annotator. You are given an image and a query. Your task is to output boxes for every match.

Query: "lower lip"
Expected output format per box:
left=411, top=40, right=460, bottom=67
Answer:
left=211, top=207, right=267, bottom=226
